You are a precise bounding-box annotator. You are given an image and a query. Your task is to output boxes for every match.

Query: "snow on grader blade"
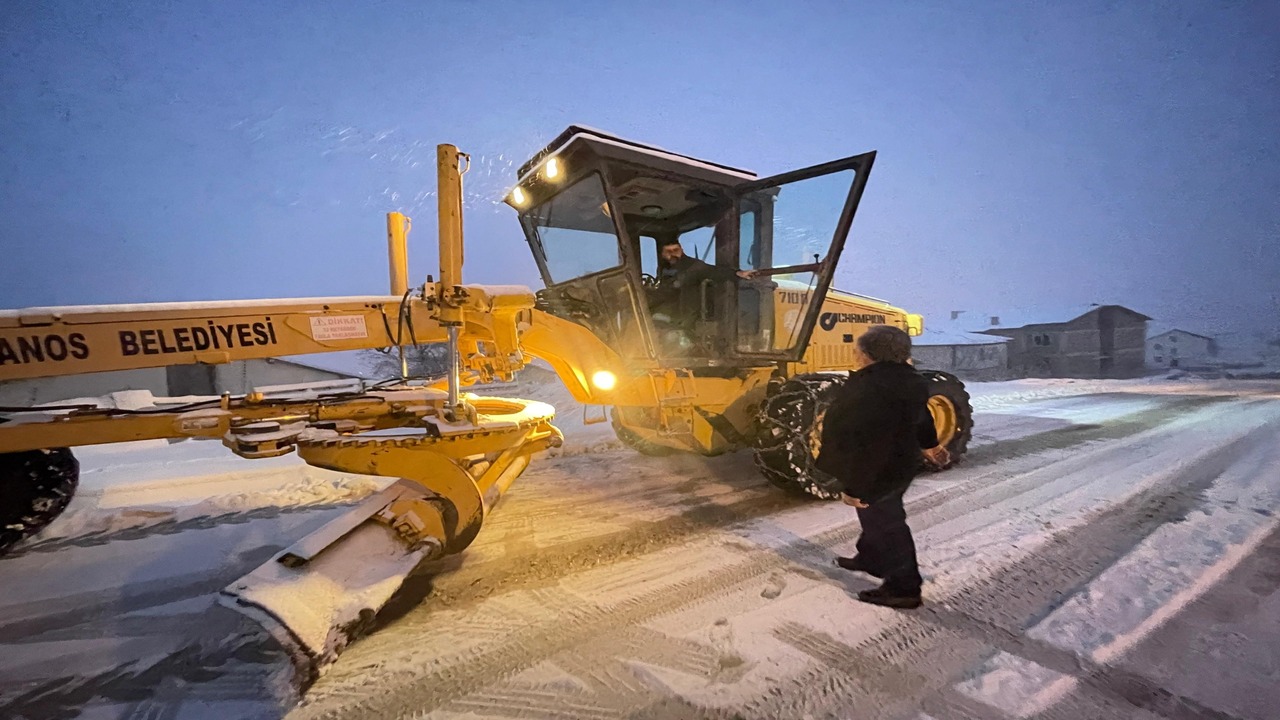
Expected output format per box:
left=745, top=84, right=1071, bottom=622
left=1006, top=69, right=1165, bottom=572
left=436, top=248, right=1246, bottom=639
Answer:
left=217, top=392, right=561, bottom=677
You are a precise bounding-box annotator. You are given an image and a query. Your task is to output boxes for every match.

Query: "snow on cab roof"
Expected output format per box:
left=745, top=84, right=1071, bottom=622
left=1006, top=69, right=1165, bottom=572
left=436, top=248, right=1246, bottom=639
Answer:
left=516, top=125, right=757, bottom=185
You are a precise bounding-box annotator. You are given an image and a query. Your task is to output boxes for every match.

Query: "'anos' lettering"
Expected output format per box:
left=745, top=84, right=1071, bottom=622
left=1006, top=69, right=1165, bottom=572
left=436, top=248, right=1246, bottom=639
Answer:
left=0, top=333, right=91, bottom=365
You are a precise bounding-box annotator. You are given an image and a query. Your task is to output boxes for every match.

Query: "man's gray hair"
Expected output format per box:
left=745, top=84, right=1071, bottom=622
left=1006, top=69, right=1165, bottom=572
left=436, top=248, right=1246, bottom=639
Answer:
left=857, top=324, right=912, bottom=364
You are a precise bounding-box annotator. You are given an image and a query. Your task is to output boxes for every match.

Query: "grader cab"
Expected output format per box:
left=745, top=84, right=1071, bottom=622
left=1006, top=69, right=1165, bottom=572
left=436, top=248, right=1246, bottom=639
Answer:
left=504, top=127, right=973, bottom=495
left=507, top=126, right=866, bottom=366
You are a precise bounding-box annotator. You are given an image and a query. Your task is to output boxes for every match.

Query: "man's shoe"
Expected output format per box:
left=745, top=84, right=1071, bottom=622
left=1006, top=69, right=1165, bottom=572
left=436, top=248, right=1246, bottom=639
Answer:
left=835, top=556, right=883, bottom=578
left=856, top=586, right=922, bottom=609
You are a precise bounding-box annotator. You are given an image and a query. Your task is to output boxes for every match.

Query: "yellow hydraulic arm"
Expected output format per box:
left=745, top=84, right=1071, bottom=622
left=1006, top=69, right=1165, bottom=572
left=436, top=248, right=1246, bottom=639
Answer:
left=0, top=288, right=528, bottom=382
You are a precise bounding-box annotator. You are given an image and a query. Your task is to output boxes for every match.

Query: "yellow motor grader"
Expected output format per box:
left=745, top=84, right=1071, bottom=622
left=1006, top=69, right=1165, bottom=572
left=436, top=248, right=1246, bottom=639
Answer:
left=0, top=128, right=971, bottom=675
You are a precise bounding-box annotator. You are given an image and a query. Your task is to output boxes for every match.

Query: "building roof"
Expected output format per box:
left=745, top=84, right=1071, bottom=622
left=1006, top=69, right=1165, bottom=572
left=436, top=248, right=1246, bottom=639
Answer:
left=955, top=303, right=1152, bottom=332
left=1145, top=325, right=1214, bottom=341
left=914, top=325, right=1011, bottom=347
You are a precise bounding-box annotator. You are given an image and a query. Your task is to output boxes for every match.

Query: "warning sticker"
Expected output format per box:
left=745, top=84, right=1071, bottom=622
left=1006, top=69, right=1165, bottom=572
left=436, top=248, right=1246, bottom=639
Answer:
left=309, top=315, right=369, bottom=341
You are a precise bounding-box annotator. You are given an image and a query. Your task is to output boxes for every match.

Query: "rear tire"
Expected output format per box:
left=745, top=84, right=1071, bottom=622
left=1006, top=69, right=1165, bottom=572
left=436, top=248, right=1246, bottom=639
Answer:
left=751, top=374, right=846, bottom=500
left=919, top=370, right=973, bottom=468
left=1, top=448, right=79, bottom=554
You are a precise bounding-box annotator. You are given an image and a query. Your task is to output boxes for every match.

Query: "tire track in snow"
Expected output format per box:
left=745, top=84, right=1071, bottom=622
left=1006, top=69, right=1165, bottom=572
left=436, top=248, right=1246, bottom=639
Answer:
left=294, top=413, right=1274, bottom=719
left=907, top=398, right=1272, bottom=544
left=966, top=394, right=1227, bottom=463
left=434, top=629, right=731, bottom=720
left=373, top=395, right=1242, bottom=620
left=739, top=417, right=1279, bottom=720
left=909, top=395, right=1231, bottom=517
left=298, top=399, right=1280, bottom=719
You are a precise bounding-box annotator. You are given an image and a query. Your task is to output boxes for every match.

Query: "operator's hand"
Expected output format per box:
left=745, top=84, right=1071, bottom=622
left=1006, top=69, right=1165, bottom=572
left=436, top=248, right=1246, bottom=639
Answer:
left=736, top=269, right=758, bottom=279
left=841, top=493, right=869, bottom=508
left=923, top=445, right=951, bottom=468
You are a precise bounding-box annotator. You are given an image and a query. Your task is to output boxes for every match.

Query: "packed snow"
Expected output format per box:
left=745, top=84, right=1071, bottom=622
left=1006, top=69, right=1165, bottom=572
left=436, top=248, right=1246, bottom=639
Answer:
left=3, top=373, right=1279, bottom=719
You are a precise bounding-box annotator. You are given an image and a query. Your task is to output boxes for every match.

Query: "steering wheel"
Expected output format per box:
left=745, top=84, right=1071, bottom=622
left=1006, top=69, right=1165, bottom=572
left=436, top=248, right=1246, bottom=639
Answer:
left=640, top=273, right=659, bottom=290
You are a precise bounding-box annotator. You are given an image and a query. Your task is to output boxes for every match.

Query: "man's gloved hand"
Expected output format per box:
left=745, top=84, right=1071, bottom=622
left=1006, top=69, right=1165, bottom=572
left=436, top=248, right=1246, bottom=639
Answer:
left=922, top=445, right=951, bottom=468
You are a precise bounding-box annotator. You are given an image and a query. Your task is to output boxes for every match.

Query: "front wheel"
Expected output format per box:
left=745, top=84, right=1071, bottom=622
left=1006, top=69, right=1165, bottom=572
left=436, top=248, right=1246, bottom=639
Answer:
left=1, top=448, right=79, bottom=554
left=751, top=374, right=846, bottom=500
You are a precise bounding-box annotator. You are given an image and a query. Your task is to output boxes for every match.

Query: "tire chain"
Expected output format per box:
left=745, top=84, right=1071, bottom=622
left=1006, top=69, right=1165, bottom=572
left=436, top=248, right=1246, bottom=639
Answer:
left=751, top=374, right=848, bottom=500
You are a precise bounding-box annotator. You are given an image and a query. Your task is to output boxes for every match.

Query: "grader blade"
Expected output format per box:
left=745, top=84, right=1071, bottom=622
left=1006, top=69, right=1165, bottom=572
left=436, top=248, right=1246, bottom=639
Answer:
left=218, top=394, right=562, bottom=679
left=220, top=514, right=433, bottom=679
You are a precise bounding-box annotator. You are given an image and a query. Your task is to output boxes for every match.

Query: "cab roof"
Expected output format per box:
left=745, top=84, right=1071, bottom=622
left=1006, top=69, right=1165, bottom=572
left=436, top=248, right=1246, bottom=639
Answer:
left=516, top=125, right=758, bottom=186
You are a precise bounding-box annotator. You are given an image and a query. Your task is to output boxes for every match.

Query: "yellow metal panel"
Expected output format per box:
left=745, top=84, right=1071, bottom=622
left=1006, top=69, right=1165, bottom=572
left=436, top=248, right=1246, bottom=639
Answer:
left=0, top=297, right=437, bottom=381
left=0, top=285, right=541, bottom=384
left=517, top=309, right=659, bottom=406
left=299, top=440, right=484, bottom=552
left=436, top=144, right=465, bottom=325
left=387, top=212, right=410, bottom=296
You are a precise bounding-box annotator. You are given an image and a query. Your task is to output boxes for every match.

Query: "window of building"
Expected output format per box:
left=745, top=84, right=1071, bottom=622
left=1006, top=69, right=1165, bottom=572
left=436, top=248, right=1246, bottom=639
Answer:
left=1031, top=333, right=1051, bottom=346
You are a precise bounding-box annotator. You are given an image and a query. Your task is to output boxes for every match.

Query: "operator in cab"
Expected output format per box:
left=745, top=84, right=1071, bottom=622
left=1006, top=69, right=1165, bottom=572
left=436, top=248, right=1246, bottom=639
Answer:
left=649, top=237, right=756, bottom=331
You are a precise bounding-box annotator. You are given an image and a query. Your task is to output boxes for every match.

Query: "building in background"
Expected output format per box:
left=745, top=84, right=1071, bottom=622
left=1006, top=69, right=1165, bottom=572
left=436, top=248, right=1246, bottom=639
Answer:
left=912, top=322, right=1011, bottom=381
left=962, top=304, right=1151, bottom=378
left=1146, top=327, right=1216, bottom=370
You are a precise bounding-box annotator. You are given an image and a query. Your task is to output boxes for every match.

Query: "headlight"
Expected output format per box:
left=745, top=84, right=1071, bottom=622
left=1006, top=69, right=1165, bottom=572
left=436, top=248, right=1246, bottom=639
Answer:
left=510, top=186, right=527, bottom=206
left=544, top=157, right=562, bottom=180
left=591, top=370, right=617, bottom=391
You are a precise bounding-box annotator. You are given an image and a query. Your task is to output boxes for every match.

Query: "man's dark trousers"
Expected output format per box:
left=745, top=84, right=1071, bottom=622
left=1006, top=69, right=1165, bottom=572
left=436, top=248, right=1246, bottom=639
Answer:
left=854, top=489, right=922, bottom=594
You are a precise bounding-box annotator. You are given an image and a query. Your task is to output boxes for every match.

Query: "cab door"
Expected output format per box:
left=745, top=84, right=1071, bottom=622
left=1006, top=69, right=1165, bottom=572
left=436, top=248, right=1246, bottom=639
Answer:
left=729, top=151, right=876, bottom=361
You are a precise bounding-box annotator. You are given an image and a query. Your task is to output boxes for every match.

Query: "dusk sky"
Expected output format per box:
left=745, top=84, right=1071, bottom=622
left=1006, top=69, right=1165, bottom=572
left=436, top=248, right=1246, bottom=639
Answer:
left=3, top=1, right=1277, bottom=338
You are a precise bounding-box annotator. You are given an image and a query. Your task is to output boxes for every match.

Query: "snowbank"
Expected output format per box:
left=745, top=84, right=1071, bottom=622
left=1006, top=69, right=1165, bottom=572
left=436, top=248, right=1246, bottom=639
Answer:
left=20, top=438, right=390, bottom=547
left=950, top=423, right=1280, bottom=717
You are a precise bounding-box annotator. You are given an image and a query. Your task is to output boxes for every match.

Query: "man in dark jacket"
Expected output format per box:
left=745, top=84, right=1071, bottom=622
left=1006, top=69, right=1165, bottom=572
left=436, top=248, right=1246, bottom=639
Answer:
left=815, top=324, right=950, bottom=609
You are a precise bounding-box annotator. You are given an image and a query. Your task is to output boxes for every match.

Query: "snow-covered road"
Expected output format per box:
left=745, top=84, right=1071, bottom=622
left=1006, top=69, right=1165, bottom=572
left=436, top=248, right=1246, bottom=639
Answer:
left=2, top=378, right=1279, bottom=719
